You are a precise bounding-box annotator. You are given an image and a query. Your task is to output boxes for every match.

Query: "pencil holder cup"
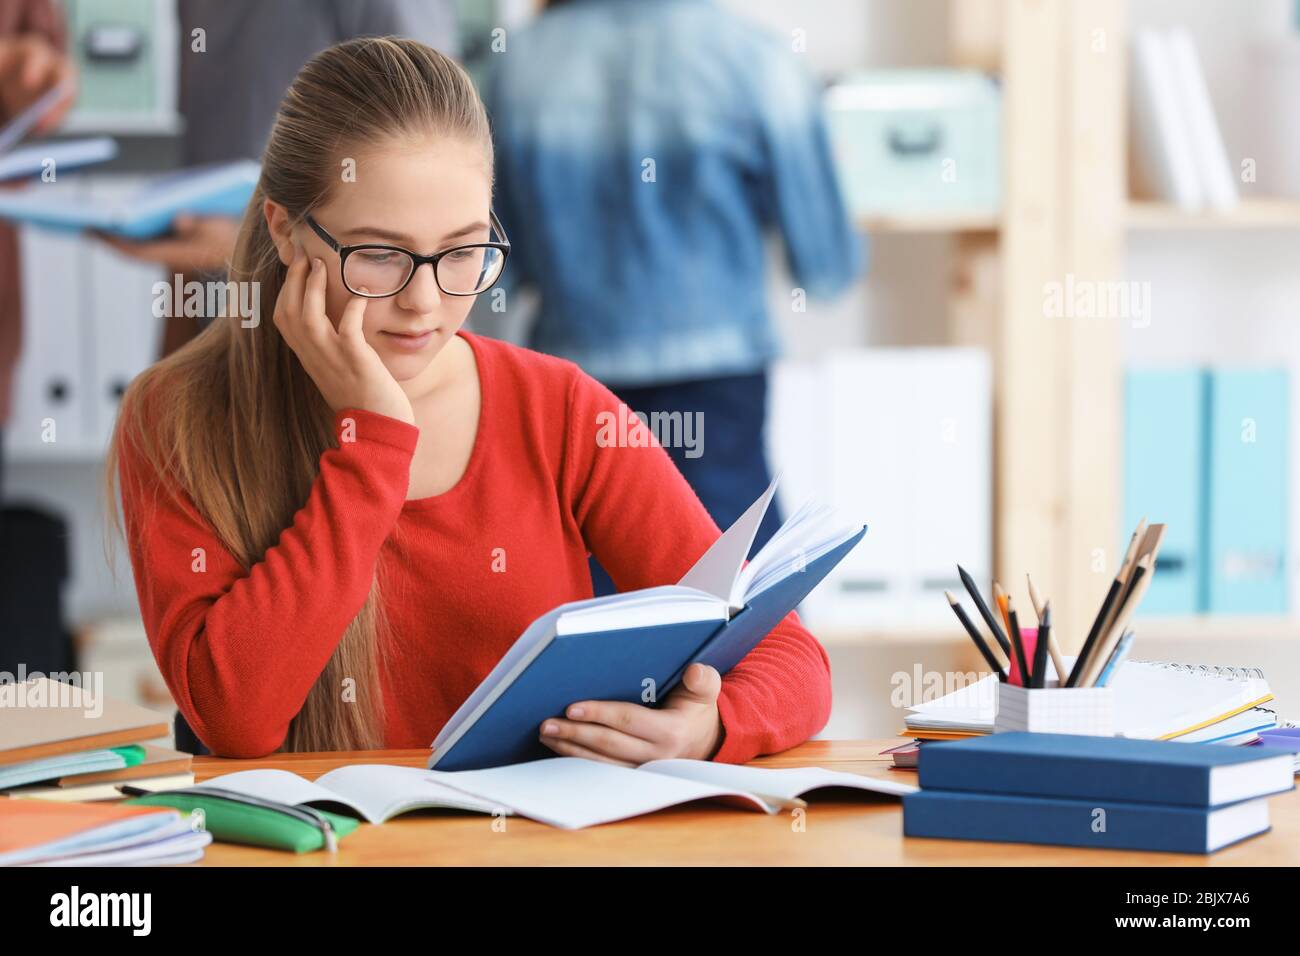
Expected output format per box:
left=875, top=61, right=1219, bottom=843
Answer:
left=993, top=681, right=1115, bottom=736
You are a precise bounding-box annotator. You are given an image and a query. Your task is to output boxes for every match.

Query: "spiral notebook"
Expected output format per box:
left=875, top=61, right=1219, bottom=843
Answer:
left=905, top=659, right=1274, bottom=741
left=1110, top=661, right=1274, bottom=740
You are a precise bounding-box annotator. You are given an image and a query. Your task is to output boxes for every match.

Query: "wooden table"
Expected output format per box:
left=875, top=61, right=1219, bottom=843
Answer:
left=191, top=738, right=1300, bottom=865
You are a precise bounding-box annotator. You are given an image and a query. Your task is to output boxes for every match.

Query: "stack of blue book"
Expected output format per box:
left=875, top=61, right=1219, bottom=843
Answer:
left=904, top=732, right=1295, bottom=853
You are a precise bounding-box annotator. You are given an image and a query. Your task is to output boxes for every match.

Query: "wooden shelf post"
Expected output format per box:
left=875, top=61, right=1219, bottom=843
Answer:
left=995, top=0, right=1127, bottom=647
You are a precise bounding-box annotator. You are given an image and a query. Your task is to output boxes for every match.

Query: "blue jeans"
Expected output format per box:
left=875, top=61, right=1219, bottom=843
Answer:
left=588, top=370, right=783, bottom=597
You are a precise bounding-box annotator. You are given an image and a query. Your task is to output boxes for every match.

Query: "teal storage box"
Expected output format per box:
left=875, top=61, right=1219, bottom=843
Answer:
left=63, top=0, right=176, bottom=129
left=824, top=69, right=1000, bottom=216
left=1123, top=368, right=1206, bottom=614
left=1206, top=369, right=1289, bottom=613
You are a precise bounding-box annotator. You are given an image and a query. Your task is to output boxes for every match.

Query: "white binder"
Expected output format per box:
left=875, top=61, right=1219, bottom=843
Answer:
left=6, top=180, right=92, bottom=458
left=903, top=348, right=992, bottom=624
left=86, top=176, right=164, bottom=451
left=769, top=348, right=991, bottom=629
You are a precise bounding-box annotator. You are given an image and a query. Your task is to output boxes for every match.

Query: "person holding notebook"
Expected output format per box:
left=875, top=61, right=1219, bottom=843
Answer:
left=0, top=0, right=73, bottom=484
left=482, top=0, right=863, bottom=595
left=105, top=38, right=832, bottom=767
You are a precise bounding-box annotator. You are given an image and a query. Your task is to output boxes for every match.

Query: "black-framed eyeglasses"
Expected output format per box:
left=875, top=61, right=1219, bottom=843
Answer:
left=303, top=210, right=511, bottom=298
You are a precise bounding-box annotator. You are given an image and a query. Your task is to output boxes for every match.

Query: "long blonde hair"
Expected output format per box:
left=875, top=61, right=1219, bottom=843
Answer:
left=104, top=38, right=493, bottom=753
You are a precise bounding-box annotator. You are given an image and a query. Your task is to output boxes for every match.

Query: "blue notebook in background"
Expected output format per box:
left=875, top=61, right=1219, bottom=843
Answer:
left=917, top=732, right=1295, bottom=807
left=903, top=789, right=1271, bottom=854
left=428, top=479, right=867, bottom=771
left=1207, top=368, right=1289, bottom=614
left=1123, top=368, right=1205, bottom=613
left=0, top=137, right=117, bottom=182
left=0, top=159, right=259, bottom=238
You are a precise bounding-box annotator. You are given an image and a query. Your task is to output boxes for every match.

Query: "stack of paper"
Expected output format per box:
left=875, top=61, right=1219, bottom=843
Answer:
left=0, top=800, right=210, bottom=866
left=0, top=679, right=188, bottom=799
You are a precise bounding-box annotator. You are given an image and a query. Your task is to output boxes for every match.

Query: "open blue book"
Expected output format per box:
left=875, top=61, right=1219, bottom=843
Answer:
left=429, top=478, right=867, bottom=771
left=0, top=159, right=259, bottom=238
left=0, top=81, right=117, bottom=182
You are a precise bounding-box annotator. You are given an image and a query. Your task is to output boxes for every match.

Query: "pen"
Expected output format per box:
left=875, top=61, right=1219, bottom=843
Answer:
left=1095, top=629, right=1135, bottom=687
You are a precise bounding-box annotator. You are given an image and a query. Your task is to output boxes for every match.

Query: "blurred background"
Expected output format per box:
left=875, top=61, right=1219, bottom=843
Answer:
left=2, top=0, right=1298, bottom=745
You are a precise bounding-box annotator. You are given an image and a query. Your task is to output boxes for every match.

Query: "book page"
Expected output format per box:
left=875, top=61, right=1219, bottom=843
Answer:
left=554, top=585, right=727, bottom=635
left=638, top=759, right=918, bottom=805
left=316, top=764, right=507, bottom=822
left=425, top=757, right=774, bottom=829
left=197, top=769, right=374, bottom=820
left=676, top=475, right=778, bottom=605
left=739, top=505, right=862, bottom=603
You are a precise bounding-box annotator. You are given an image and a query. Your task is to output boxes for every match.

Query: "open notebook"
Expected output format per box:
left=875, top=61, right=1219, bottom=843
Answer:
left=190, top=757, right=915, bottom=830
left=429, top=478, right=867, bottom=771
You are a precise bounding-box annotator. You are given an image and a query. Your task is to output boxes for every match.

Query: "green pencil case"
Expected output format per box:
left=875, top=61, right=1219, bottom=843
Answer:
left=122, top=785, right=360, bottom=853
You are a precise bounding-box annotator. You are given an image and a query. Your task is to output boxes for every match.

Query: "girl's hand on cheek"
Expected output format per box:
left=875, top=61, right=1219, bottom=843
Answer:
left=539, top=663, right=725, bottom=767
left=272, top=244, right=415, bottom=426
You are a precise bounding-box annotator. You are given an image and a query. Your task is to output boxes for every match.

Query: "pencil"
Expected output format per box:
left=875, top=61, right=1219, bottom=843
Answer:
left=1067, top=574, right=1125, bottom=687
left=1006, top=596, right=1031, bottom=688
left=1075, top=521, right=1145, bottom=673
left=946, top=590, right=1008, bottom=682
left=994, top=583, right=1012, bottom=641
left=1080, top=556, right=1153, bottom=687
left=1027, top=574, right=1068, bottom=685
left=1026, top=575, right=1045, bottom=618
left=1084, top=525, right=1164, bottom=684
left=957, top=565, right=1011, bottom=657
left=1112, top=524, right=1166, bottom=626
left=1032, top=602, right=1052, bottom=689
left=1097, top=520, right=1151, bottom=640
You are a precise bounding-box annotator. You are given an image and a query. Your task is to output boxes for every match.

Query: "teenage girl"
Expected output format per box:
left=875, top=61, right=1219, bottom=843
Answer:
left=106, top=38, right=831, bottom=762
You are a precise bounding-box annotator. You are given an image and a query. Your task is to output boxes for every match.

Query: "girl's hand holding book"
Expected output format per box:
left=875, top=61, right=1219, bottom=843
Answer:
left=537, top=663, right=726, bottom=767
left=274, top=242, right=415, bottom=426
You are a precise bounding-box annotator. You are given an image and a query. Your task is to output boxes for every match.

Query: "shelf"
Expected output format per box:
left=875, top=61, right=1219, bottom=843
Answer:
left=61, top=111, right=184, bottom=137
left=815, top=617, right=1300, bottom=647
left=5, top=444, right=109, bottom=465
left=855, top=211, right=999, bottom=234
left=1131, top=616, right=1300, bottom=642
left=1126, top=198, right=1300, bottom=231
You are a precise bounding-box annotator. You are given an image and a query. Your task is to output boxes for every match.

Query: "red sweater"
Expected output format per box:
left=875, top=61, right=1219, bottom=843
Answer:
left=118, top=330, right=832, bottom=761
